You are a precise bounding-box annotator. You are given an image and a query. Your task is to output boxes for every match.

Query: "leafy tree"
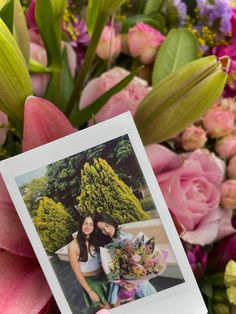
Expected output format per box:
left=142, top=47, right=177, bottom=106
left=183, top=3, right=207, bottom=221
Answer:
left=77, top=158, right=150, bottom=224
left=23, top=176, right=48, bottom=217
left=46, top=155, right=83, bottom=209
left=34, top=196, right=77, bottom=253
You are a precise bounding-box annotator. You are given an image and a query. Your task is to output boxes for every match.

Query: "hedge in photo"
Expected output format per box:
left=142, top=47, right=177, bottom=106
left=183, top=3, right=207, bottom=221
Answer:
left=77, top=158, right=150, bottom=224
left=34, top=196, right=77, bottom=253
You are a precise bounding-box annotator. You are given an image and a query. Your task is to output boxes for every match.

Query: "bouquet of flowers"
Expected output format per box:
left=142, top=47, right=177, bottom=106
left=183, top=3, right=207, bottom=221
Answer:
left=0, top=0, right=236, bottom=313
left=102, top=233, right=168, bottom=283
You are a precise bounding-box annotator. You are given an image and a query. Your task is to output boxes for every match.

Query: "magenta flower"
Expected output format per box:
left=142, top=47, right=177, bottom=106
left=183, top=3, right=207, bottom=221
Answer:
left=208, top=232, right=236, bottom=273
left=185, top=244, right=208, bottom=281
left=0, top=111, right=8, bottom=146
left=0, top=96, right=75, bottom=312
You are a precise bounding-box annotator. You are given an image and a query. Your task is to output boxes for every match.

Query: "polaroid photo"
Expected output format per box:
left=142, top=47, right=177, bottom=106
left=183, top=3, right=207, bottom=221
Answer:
left=0, top=112, right=207, bottom=314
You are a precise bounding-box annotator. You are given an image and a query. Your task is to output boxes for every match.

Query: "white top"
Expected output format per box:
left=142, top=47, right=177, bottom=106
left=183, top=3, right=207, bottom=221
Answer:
left=79, top=251, right=100, bottom=272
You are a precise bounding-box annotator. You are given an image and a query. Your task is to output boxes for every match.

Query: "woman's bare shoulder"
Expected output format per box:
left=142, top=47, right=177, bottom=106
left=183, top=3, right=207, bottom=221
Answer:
left=68, top=238, right=80, bottom=254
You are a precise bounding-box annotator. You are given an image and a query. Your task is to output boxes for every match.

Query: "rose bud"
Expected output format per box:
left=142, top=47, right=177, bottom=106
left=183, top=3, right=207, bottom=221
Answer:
left=96, top=25, right=121, bottom=60
left=181, top=126, right=207, bottom=151
left=0, top=111, right=8, bottom=146
left=227, top=154, right=236, bottom=179
left=202, top=106, right=235, bottom=138
left=215, top=131, right=236, bottom=159
left=127, top=22, right=165, bottom=64
left=220, top=180, right=236, bottom=210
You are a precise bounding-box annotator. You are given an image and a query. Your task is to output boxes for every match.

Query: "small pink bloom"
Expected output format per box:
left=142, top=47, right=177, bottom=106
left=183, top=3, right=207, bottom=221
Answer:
left=181, top=126, right=207, bottom=151
left=0, top=111, right=8, bottom=146
left=220, top=180, right=236, bottom=210
left=228, top=154, right=236, bottom=179
left=30, top=42, right=49, bottom=97
left=23, top=96, right=75, bottom=151
left=147, top=145, right=226, bottom=245
left=80, top=67, right=150, bottom=124
left=96, top=25, right=121, bottom=60
left=215, top=130, right=236, bottom=159
left=202, top=105, right=235, bottom=138
left=131, top=254, right=142, bottom=263
left=127, top=22, right=165, bottom=64
left=30, top=37, right=76, bottom=97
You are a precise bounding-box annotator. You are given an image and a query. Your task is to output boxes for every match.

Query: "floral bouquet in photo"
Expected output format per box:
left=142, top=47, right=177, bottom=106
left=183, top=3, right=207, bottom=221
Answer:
left=0, top=0, right=236, bottom=313
left=100, top=233, right=168, bottom=283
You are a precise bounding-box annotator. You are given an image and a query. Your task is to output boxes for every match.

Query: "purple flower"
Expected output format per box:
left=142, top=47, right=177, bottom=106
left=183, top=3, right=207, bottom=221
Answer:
left=186, top=244, right=208, bottom=281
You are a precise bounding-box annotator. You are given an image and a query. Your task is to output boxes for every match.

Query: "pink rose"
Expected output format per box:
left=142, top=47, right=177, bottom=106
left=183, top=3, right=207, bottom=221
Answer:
left=220, top=180, right=236, bottom=210
left=202, top=105, right=235, bottom=138
left=146, top=145, right=228, bottom=245
left=181, top=126, right=207, bottom=151
left=215, top=130, right=236, bottom=159
left=228, top=154, right=236, bottom=179
left=80, top=67, right=150, bottom=124
left=96, top=25, right=121, bottom=60
left=0, top=111, right=8, bottom=146
left=127, top=22, right=165, bottom=64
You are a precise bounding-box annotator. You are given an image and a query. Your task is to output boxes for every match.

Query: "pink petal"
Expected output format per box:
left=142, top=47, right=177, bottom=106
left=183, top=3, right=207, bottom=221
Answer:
left=23, top=96, right=75, bottom=152
left=0, top=194, right=34, bottom=257
left=0, top=251, right=51, bottom=314
left=182, top=207, right=222, bottom=245
left=145, top=144, right=183, bottom=175
left=215, top=208, right=236, bottom=241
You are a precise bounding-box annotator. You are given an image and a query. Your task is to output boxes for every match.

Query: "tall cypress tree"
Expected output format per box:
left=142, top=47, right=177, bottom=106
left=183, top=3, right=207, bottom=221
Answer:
left=34, top=196, right=77, bottom=253
left=77, top=158, right=150, bottom=224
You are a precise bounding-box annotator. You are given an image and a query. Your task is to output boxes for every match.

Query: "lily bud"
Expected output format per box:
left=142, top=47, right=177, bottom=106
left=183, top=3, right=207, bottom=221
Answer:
left=0, top=19, right=32, bottom=124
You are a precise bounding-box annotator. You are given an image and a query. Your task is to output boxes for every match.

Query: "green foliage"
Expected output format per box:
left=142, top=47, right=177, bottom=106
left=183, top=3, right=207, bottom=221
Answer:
left=23, top=176, right=48, bottom=217
left=46, top=155, right=82, bottom=209
left=152, top=28, right=198, bottom=85
left=77, top=158, right=150, bottom=224
left=34, top=196, right=77, bottom=253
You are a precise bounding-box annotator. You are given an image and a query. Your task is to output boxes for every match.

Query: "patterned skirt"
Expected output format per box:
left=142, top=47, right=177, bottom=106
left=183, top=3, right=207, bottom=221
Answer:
left=83, top=273, right=109, bottom=308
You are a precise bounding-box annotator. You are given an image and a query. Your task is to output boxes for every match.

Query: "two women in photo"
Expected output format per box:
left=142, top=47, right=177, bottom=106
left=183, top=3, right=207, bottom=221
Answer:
left=68, top=212, right=156, bottom=310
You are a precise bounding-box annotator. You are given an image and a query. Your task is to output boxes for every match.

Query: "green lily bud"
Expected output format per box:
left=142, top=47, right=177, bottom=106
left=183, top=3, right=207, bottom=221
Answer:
left=50, top=0, right=66, bottom=17
left=134, top=55, right=228, bottom=145
left=226, top=286, right=236, bottom=305
left=0, top=18, right=32, bottom=123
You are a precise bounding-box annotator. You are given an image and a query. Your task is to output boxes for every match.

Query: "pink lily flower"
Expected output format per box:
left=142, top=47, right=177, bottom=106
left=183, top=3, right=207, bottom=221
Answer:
left=0, top=96, right=75, bottom=313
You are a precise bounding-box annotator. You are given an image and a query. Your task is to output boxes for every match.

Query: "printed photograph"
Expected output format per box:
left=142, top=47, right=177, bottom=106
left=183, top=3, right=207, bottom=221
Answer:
left=15, top=134, right=185, bottom=314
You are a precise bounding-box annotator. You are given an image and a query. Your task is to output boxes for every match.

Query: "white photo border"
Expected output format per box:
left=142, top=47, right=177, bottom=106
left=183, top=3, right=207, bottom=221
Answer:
left=0, top=112, right=207, bottom=314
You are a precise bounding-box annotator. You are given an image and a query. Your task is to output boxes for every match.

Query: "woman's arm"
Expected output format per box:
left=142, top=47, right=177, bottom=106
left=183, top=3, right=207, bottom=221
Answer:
left=68, top=240, right=100, bottom=303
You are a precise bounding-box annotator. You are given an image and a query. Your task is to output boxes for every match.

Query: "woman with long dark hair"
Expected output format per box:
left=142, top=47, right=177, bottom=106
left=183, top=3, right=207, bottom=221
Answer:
left=94, top=213, right=156, bottom=307
left=68, top=213, right=109, bottom=309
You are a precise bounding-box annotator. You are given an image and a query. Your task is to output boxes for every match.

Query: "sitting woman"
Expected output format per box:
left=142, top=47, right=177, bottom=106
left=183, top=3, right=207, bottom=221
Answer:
left=94, top=213, right=156, bottom=307
left=68, top=213, right=109, bottom=309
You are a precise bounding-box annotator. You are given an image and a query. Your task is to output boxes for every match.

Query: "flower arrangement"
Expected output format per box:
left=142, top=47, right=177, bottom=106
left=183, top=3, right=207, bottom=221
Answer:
left=0, top=0, right=236, bottom=313
left=106, top=234, right=168, bottom=282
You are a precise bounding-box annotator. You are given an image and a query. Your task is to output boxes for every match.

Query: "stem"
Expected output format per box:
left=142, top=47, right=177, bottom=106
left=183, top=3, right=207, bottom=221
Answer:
left=107, top=13, right=116, bottom=70
left=64, top=12, right=107, bottom=117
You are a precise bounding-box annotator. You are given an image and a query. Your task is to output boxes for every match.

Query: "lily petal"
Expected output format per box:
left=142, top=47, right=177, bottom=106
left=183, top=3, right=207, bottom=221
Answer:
left=23, top=96, right=75, bottom=151
left=0, top=251, right=51, bottom=314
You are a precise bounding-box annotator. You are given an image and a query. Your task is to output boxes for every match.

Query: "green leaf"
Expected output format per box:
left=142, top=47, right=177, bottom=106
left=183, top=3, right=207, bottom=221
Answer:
left=13, top=0, right=29, bottom=62
left=60, top=47, right=74, bottom=111
left=152, top=28, right=198, bottom=85
left=35, top=0, right=61, bottom=69
left=86, top=0, right=101, bottom=36
left=0, top=0, right=14, bottom=32
left=71, top=66, right=144, bottom=127
left=121, top=14, right=165, bottom=33
left=144, top=0, right=165, bottom=15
